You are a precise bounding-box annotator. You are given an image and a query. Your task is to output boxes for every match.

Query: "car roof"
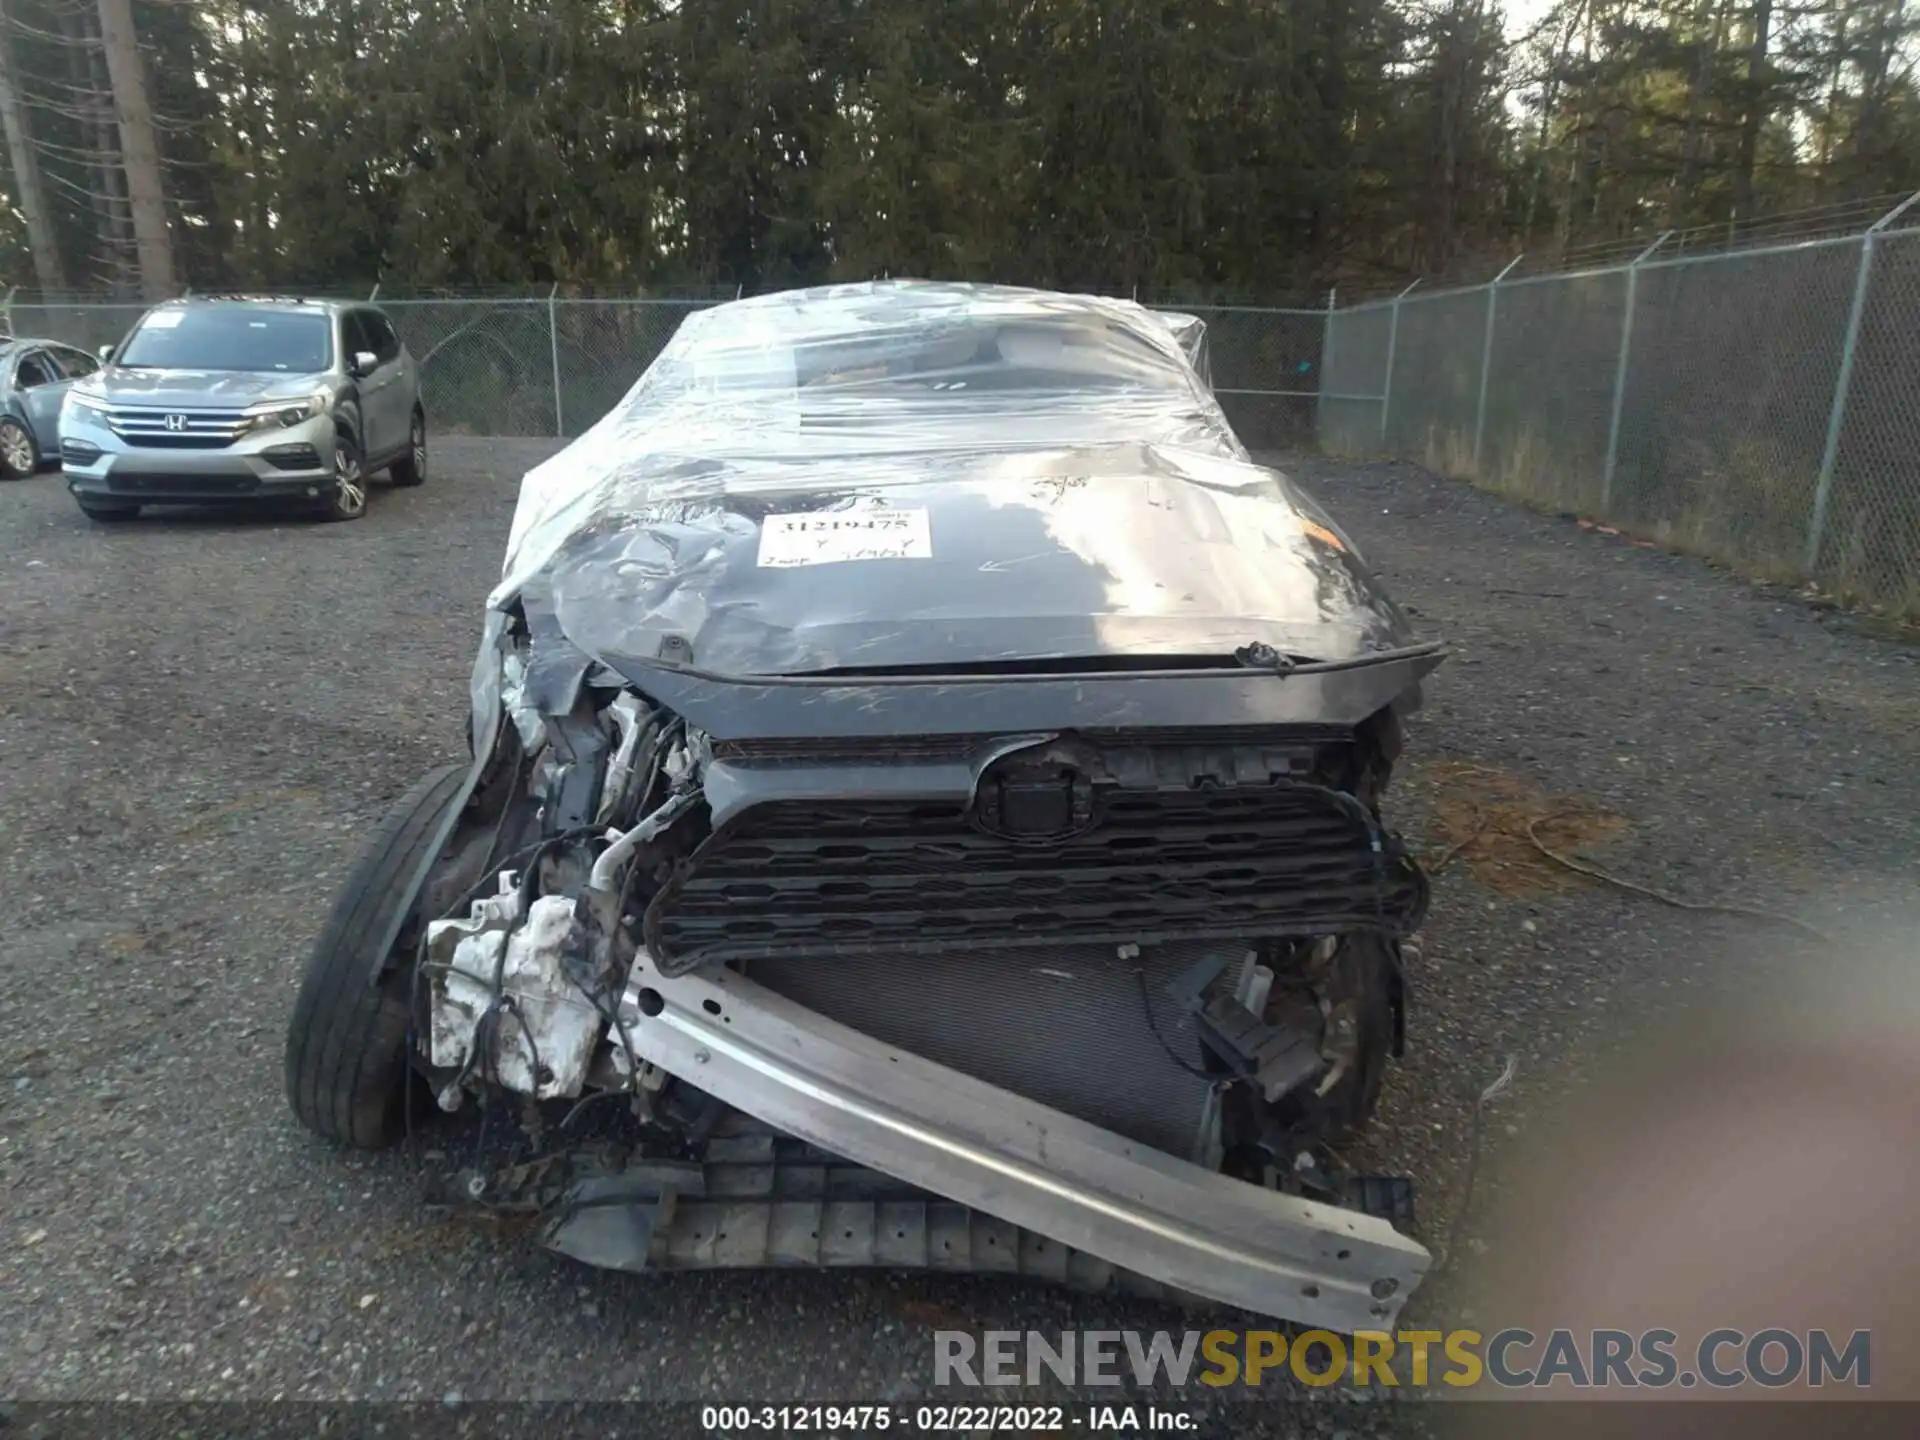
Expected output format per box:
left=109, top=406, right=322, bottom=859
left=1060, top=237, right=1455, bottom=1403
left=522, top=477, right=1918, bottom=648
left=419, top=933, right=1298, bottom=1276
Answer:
left=148, top=295, right=347, bottom=314
left=0, top=337, right=85, bottom=355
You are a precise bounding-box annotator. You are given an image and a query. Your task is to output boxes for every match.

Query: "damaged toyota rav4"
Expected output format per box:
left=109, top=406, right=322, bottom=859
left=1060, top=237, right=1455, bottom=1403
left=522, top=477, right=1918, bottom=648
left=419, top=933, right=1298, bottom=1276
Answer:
left=285, top=282, right=1445, bottom=1332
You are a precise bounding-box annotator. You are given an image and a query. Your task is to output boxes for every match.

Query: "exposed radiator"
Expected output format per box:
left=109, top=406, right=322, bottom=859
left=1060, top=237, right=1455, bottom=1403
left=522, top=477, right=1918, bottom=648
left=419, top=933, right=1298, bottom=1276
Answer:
left=747, top=939, right=1238, bottom=1159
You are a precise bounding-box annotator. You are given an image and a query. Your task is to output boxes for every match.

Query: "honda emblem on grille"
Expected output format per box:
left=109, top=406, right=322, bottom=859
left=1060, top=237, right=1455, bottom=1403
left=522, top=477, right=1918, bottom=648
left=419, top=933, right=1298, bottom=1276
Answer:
left=164, top=413, right=187, bottom=431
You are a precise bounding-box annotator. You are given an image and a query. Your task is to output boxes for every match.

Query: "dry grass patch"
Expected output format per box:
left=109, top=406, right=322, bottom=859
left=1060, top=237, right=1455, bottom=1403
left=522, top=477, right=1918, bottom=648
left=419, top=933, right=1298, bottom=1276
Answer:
left=1423, top=761, right=1628, bottom=896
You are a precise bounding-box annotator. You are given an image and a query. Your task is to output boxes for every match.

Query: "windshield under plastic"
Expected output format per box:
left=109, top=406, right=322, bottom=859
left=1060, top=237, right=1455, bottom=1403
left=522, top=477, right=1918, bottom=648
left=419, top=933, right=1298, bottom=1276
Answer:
left=116, top=308, right=333, bottom=373
left=688, top=314, right=1190, bottom=396
left=495, top=283, right=1237, bottom=606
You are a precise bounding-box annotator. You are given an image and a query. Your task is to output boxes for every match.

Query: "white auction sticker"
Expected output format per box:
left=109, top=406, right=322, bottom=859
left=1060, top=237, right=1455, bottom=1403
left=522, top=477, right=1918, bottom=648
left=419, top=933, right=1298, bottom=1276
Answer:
left=141, top=311, right=185, bottom=329
left=757, top=507, right=932, bottom=567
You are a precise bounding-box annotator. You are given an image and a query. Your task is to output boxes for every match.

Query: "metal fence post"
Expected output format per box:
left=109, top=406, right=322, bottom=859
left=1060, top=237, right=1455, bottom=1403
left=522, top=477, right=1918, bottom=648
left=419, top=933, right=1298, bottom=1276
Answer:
left=1472, top=256, right=1523, bottom=474
left=1313, top=287, right=1335, bottom=443
left=1, top=286, right=14, bottom=339
left=548, top=283, right=564, bottom=438
left=1378, top=279, right=1420, bottom=444
left=1807, top=189, right=1920, bottom=575
left=1601, top=231, right=1671, bottom=511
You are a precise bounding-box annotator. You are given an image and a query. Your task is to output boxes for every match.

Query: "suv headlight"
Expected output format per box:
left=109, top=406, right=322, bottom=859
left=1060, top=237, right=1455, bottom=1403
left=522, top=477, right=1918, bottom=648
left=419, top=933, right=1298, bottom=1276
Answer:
left=65, top=391, right=109, bottom=422
left=241, top=392, right=329, bottom=434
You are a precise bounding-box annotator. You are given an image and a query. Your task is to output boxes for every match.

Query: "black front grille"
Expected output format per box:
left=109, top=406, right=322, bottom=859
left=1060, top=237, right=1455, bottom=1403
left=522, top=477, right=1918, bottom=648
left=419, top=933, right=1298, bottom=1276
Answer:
left=122, top=434, right=235, bottom=450
left=709, top=735, right=981, bottom=764
left=110, top=473, right=258, bottom=495
left=646, top=780, right=1426, bottom=972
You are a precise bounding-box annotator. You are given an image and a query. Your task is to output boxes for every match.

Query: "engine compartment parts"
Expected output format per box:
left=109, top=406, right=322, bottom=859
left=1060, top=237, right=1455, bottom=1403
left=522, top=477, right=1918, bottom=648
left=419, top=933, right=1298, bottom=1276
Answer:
left=425, top=877, right=603, bottom=1102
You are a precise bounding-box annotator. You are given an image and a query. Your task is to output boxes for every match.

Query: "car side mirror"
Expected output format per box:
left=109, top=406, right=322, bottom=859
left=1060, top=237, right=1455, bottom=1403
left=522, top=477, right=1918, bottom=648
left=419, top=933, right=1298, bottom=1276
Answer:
left=97, top=344, right=114, bottom=362
left=349, top=350, right=377, bottom=378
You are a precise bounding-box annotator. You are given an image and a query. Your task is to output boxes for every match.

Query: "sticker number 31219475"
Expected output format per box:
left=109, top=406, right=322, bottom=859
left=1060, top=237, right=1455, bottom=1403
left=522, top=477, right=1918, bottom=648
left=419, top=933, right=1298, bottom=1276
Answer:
left=756, top=506, right=932, bottom=568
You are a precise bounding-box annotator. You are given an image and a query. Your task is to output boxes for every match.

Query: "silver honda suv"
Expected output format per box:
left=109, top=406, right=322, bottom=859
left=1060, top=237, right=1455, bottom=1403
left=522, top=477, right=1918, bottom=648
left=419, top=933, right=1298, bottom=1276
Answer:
left=59, top=296, right=426, bottom=523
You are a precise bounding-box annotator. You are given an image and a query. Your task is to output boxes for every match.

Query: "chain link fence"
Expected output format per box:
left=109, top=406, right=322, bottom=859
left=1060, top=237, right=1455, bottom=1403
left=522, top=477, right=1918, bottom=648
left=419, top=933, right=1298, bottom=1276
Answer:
left=1322, top=217, right=1920, bottom=617
left=13, top=266, right=1913, bottom=612
left=1, top=289, right=1328, bottom=449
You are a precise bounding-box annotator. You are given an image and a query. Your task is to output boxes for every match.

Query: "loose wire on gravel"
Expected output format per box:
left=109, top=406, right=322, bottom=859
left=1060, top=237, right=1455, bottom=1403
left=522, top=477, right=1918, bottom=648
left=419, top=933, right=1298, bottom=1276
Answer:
left=1520, top=814, right=1832, bottom=943
left=1422, top=793, right=1831, bottom=943
left=1425, top=804, right=1484, bottom=876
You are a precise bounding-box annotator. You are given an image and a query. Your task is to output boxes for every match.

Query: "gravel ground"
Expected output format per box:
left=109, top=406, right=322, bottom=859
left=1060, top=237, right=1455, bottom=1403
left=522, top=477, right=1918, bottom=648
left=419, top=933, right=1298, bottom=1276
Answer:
left=1, top=440, right=1914, bottom=1431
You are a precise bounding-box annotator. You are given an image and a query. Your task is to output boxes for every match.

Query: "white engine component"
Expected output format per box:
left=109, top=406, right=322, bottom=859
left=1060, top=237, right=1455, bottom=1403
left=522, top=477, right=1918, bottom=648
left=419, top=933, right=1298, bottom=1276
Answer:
left=425, top=874, right=607, bottom=1100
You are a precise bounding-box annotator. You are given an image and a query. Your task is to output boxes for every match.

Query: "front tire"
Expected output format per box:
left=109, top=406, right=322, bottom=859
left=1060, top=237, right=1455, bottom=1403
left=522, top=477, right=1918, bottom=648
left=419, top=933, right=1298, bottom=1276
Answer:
left=319, top=426, right=368, bottom=522
left=0, top=417, right=40, bottom=479
left=285, top=764, right=469, bottom=1148
left=388, top=408, right=426, bottom=487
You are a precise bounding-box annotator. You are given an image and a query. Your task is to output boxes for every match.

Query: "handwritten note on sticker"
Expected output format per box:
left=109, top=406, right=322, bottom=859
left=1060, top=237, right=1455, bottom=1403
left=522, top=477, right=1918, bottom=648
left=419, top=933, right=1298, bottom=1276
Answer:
left=757, top=507, right=932, bottom=567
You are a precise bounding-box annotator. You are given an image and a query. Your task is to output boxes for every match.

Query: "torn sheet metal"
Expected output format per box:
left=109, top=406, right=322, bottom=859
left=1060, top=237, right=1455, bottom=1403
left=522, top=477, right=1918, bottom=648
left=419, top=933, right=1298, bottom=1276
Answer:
left=473, top=281, right=1409, bottom=719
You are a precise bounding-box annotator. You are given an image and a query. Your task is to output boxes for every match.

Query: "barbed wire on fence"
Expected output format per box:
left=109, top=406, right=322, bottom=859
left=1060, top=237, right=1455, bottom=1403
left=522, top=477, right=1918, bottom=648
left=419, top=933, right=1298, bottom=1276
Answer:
left=1323, top=191, right=1920, bottom=618
left=1326, top=191, right=1920, bottom=304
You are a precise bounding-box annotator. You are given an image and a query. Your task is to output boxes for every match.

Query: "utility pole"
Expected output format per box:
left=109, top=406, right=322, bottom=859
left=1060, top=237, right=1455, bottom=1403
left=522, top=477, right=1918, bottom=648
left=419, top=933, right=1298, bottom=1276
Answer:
left=0, top=2, right=68, bottom=293
left=95, top=0, right=174, bottom=298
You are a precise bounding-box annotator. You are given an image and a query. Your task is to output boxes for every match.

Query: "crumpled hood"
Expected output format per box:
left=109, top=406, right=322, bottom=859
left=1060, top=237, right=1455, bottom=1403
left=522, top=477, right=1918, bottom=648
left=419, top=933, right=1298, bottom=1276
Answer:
left=86, top=369, right=327, bottom=407
left=525, top=440, right=1410, bottom=677
left=483, top=282, right=1418, bottom=687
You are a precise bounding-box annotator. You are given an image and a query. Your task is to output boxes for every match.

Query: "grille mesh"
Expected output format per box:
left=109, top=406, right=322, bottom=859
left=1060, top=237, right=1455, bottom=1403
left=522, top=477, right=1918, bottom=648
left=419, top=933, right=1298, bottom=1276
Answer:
left=108, top=473, right=259, bottom=494
left=107, top=407, right=247, bottom=448
left=646, top=783, right=1424, bottom=972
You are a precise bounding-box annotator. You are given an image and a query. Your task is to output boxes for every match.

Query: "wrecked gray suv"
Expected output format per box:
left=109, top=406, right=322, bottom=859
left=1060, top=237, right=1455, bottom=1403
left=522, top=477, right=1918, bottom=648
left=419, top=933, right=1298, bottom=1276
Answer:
left=284, top=282, right=1444, bottom=1332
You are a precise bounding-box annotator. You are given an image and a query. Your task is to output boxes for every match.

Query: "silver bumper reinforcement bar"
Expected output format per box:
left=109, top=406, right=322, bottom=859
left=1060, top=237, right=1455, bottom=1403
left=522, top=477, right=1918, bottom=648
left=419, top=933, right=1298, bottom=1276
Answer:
left=619, top=950, right=1431, bottom=1333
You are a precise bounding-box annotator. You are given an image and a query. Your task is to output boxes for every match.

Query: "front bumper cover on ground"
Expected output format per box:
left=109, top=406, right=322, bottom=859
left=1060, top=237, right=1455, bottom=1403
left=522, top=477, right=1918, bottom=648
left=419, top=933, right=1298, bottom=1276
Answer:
left=608, top=950, right=1431, bottom=1332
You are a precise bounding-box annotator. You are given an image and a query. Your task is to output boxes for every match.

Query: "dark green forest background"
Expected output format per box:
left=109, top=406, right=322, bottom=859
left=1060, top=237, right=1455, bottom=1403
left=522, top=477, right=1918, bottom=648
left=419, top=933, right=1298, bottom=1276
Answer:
left=3, top=0, right=1919, bottom=302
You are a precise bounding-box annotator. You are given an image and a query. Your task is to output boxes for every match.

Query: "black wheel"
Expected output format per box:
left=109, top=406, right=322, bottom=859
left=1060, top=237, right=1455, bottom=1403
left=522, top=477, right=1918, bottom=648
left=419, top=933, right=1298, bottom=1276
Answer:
left=0, top=417, right=39, bottom=478
left=285, top=763, right=469, bottom=1148
left=318, top=424, right=368, bottom=522
left=78, top=500, right=141, bottom=523
left=388, top=408, right=426, bottom=487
